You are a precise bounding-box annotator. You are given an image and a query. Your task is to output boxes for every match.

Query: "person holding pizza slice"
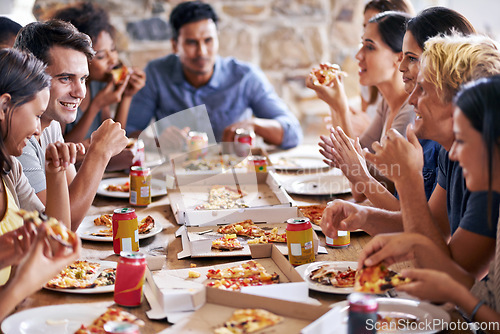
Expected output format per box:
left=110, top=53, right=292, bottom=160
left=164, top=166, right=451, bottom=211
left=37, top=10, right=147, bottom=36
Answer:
left=358, top=76, right=500, bottom=325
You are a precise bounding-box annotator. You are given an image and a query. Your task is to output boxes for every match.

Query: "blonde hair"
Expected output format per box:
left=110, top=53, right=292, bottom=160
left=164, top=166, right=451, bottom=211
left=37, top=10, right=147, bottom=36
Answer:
left=421, top=34, right=500, bottom=103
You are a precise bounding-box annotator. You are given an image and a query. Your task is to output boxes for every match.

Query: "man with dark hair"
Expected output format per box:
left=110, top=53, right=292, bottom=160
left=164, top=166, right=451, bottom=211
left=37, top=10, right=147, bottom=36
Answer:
left=14, top=20, right=128, bottom=231
left=126, top=0, right=302, bottom=149
left=0, top=17, right=22, bottom=48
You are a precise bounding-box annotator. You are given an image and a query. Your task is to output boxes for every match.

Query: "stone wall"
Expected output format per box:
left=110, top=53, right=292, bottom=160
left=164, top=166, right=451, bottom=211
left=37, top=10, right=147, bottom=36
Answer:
left=33, top=0, right=366, bottom=120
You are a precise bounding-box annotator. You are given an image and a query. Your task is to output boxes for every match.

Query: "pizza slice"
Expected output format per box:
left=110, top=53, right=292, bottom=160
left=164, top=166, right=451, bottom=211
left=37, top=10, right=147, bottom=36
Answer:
left=197, top=185, right=248, bottom=210
left=18, top=209, right=76, bottom=248
left=309, top=264, right=356, bottom=288
left=93, top=268, right=117, bottom=287
left=105, top=182, right=129, bottom=192
left=298, top=205, right=326, bottom=226
left=110, top=63, right=128, bottom=84
left=214, top=309, right=283, bottom=334
left=354, top=263, right=410, bottom=293
left=217, top=220, right=266, bottom=238
left=212, top=234, right=244, bottom=251
left=74, top=307, right=144, bottom=334
left=93, top=214, right=112, bottom=227
left=46, top=260, right=102, bottom=289
left=138, top=215, right=155, bottom=234
left=310, top=63, right=347, bottom=86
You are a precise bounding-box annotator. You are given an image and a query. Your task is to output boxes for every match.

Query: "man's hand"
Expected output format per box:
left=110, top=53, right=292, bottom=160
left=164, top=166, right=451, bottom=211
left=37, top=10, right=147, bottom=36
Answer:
left=222, top=120, right=254, bottom=143
left=158, top=126, right=190, bottom=153
left=89, top=119, right=128, bottom=160
left=321, top=199, right=369, bottom=238
left=45, top=142, right=85, bottom=174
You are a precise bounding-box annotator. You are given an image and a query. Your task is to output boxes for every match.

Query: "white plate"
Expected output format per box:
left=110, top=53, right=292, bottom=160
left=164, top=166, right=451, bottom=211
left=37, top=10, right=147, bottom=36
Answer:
left=1, top=301, right=114, bottom=334
left=284, top=172, right=351, bottom=195
left=76, top=214, right=163, bottom=242
left=271, top=156, right=330, bottom=171
left=43, top=260, right=116, bottom=294
left=329, top=297, right=450, bottom=334
left=295, top=261, right=358, bottom=294
left=97, top=177, right=167, bottom=198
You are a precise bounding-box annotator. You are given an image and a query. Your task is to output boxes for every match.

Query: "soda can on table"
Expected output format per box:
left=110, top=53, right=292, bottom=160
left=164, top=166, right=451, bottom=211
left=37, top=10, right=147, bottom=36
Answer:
left=347, top=293, right=378, bottom=334
left=114, top=251, right=147, bottom=307
left=129, top=166, right=151, bottom=207
left=104, top=321, right=141, bottom=334
left=233, top=128, right=255, bottom=157
left=286, top=217, right=315, bottom=266
left=247, top=155, right=267, bottom=173
left=112, top=208, right=139, bottom=255
left=187, top=131, right=208, bottom=160
left=325, top=201, right=350, bottom=248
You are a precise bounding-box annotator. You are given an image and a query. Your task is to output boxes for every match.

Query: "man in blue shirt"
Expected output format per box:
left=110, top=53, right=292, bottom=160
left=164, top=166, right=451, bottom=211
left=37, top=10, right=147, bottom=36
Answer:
left=126, top=1, right=302, bottom=149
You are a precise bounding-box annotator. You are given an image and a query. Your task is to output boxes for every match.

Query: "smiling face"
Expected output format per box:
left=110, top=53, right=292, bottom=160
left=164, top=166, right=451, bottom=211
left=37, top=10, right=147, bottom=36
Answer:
left=408, top=63, right=454, bottom=147
left=399, top=31, right=422, bottom=94
left=172, top=19, right=219, bottom=87
left=89, top=31, right=119, bottom=82
left=1, top=88, right=49, bottom=156
left=355, top=22, right=401, bottom=87
left=449, top=108, right=489, bottom=191
left=43, top=46, right=89, bottom=126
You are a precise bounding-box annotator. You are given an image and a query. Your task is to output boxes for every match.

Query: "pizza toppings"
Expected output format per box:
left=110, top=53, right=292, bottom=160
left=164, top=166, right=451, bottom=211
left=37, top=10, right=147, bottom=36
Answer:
left=310, top=63, right=347, bottom=86
left=217, top=220, right=286, bottom=245
left=46, top=260, right=116, bottom=289
left=74, top=307, right=144, bottom=334
left=298, top=205, right=326, bottom=226
left=105, top=182, right=129, bottom=192
left=354, top=263, right=410, bottom=293
left=206, top=260, right=279, bottom=291
left=18, top=209, right=76, bottom=247
left=214, top=309, right=283, bottom=334
left=212, top=234, right=244, bottom=251
left=309, top=264, right=356, bottom=288
left=196, top=185, right=248, bottom=210
left=110, top=63, right=128, bottom=84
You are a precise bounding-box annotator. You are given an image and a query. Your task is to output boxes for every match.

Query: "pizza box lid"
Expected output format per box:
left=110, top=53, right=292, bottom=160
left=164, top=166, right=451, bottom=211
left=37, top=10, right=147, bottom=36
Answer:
left=168, top=171, right=294, bottom=226
left=176, top=222, right=320, bottom=259
left=153, top=287, right=331, bottom=333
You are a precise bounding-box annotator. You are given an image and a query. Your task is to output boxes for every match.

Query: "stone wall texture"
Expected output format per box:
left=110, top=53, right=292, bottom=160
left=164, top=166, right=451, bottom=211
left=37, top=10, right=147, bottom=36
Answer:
left=33, top=0, right=366, bottom=119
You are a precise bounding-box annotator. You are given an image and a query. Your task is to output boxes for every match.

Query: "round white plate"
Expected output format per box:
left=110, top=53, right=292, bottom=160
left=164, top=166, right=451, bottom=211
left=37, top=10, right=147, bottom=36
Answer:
left=43, top=260, right=116, bottom=294
left=97, top=177, right=167, bottom=198
left=284, top=172, right=351, bottom=195
left=271, top=156, right=330, bottom=171
left=295, top=261, right=358, bottom=294
left=329, top=297, right=451, bottom=334
left=1, top=301, right=114, bottom=334
left=76, top=214, right=163, bottom=242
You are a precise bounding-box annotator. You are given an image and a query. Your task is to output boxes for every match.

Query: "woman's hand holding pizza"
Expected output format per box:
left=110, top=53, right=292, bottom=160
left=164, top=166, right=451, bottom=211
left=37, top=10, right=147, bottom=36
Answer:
left=306, top=65, right=349, bottom=114
left=123, top=68, right=146, bottom=97
left=0, top=223, right=38, bottom=269
left=45, top=142, right=85, bottom=174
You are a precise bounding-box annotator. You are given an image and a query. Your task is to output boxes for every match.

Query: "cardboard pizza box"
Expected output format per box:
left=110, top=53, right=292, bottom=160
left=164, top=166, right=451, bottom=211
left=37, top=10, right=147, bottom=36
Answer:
left=176, top=223, right=320, bottom=259
left=157, top=287, right=331, bottom=333
left=168, top=171, right=295, bottom=226
left=145, top=244, right=309, bottom=316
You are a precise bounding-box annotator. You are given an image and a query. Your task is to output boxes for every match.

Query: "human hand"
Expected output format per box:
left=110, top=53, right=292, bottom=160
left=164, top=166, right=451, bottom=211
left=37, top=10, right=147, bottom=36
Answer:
left=45, top=142, right=85, bottom=174
left=0, top=222, right=38, bottom=269
left=364, top=125, right=423, bottom=184
left=221, top=120, right=254, bottom=143
left=305, top=69, right=348, bottom=112
left=89, top=119, right=128, bottom=159
left=158, top=126, right=190, bottom=153
left=93, top=75, right=131, bottom=109
left=105, top=148, right=134, bottom=171
left=321, top=199, right=368, bottom=238
left=319, top=132, right=341, bottom=169
left=396, top=268, right=467, bottom=303
left=123, top=68, right=146, bottom=97
left=357, top=233, right=427, bottom=269
left=12, top=222, right=81, bottom=293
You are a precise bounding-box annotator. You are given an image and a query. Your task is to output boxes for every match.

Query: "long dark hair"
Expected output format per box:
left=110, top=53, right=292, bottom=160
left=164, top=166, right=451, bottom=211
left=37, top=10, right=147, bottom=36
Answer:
left=0, top=49, right=51, bottom=171
left=454, top=75, right=500, bottom=225
left=369, top=11, right=411, bottom=53
left=406, top=7, right=475, bottom=50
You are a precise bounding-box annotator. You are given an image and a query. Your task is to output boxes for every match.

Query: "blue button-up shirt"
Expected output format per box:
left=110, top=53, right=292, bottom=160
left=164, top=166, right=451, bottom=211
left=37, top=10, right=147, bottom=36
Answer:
left=126, top=55, right=302, bottom=149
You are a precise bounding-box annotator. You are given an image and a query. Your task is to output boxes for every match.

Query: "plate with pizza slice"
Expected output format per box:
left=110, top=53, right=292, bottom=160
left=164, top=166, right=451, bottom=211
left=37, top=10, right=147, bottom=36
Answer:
left=44, top=260, right=117, bottom=294
left=97, top=177, right=168, bottom=198
left=76, top=214, right=162, bottom=242
left=295, top=261, right=358, bottom=294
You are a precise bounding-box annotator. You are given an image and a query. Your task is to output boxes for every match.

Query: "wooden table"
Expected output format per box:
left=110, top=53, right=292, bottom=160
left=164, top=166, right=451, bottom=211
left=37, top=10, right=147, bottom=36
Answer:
left=6, top=169, right=471, bottom=334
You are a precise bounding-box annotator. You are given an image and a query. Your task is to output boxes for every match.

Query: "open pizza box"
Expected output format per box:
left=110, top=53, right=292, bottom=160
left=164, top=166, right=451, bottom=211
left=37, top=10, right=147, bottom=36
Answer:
left=156, top=287, right=331, bottom=333
left=145, top=244, right=316, bottom=320
left=176, top=221, right=320, bottom=259
left=168, top=171, right=294, bottom=226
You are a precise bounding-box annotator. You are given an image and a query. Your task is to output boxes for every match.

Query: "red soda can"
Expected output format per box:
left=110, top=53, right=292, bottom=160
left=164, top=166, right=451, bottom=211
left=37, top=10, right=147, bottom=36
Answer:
left=348, top=293, right=378, bottom=334
left=234, top=128, right=255, bottom=157
left=129, top=166, right=151, bottom=207
left=114, top=251, right=147, bottom=307
left=112, top=208, right=139, bottom=255
left=104, top=321, right=141, bottom=334
left=247, top=155, right=268, bottom=172
left=286, top=217, right=315, bottom=266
